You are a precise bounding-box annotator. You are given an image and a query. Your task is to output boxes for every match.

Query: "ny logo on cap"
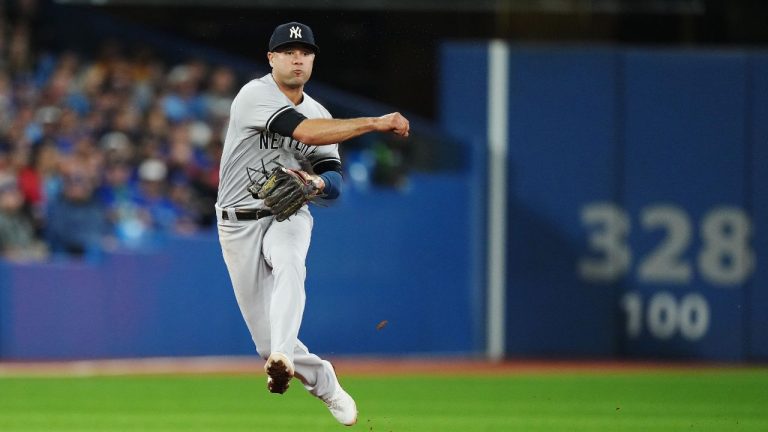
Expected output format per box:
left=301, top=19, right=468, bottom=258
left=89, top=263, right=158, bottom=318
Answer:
left=289, top=26, right=302, bottom=39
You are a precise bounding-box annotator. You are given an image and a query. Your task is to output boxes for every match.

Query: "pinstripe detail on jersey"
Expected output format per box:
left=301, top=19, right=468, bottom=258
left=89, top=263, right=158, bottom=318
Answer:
left=218, top=129, right=264, bottom=206
left=232, top=129, right=261, bottom=163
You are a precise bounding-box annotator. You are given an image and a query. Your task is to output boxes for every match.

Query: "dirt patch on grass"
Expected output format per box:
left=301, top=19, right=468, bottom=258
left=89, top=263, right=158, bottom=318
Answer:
left=0, top=356, right=747, bottom=377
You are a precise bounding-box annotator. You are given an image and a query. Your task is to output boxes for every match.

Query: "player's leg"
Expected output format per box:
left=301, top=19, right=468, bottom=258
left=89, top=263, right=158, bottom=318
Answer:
left=260, top=206, right=313, bottom=394
left=218, top=219, right=273, bottom=358
left=291, top=340, right=337, bottom=397
left=261, top=206, right=313, bottom=362
left=293, top=340, right=358, bottom=426
left=257, top=207, right=357, bottom=424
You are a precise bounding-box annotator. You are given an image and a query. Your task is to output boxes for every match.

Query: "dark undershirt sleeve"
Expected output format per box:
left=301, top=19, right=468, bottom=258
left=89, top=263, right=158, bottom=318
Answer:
left=318, top=171, right=342, bottom=199
left=313, top=158, right=343, bottom=200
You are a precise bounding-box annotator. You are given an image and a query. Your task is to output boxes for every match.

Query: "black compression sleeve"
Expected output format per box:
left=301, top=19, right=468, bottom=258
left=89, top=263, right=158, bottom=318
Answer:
left=266, top=106, right=308, bottom=137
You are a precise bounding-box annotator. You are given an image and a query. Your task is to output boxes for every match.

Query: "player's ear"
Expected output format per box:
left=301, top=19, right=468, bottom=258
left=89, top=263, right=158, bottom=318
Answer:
left=267, top=51, right=274, bottom=68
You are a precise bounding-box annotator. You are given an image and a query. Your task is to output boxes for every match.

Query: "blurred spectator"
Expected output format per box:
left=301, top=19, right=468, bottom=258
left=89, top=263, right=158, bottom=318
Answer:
left=168, top=176, right=201, bottom=235
left=134, top=158, right=177, bottom=232
left=45, top=169, right=107, bottom=258
left=0, top=144, right=10, bottom=173
left=203, top=65, right=235, bottom=122
left=97, top=160, right=145, bottom=249
left=0, top=72, right=13, bottom=128
left=61, top=134, right=103, bottom=179
left=16, top=139, right=61, bottom=228
left=0, top=173, right=46, bottom=261
left=56, top=107, right=85, bottom=151
left=99, top=131, right=134, bottom=164
left=162, top=64, right=206, bottom=122
left=8, top=22, right=32, bottom=75
left=185, top=58, right=208, bottom=85
left=130, top=46, right=164, bottom=110
left=193, top=136, right=222, bottom=226
left=110, top=104, right=142, bottom=141
left=144, top=103, right=171, bottom=142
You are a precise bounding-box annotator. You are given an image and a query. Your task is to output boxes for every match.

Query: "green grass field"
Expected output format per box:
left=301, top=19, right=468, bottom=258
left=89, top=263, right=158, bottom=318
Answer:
left=1, top=369, right=767, bottom=431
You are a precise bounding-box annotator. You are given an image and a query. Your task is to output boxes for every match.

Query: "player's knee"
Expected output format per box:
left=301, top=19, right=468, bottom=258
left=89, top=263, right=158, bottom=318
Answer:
left=269, top=250, right=306, bottom=273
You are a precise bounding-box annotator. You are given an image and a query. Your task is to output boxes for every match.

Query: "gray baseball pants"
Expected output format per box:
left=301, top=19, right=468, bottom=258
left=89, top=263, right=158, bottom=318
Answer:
left=217, top=205, right=338, bottom=398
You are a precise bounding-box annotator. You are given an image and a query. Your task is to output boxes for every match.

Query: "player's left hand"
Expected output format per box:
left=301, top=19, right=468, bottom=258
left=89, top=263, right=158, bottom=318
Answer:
left=256, top=167, right=322, bottom=221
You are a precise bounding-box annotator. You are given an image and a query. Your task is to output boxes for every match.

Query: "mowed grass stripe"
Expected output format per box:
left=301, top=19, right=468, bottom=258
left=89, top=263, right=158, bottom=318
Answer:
left=0, top=370, right=766, bottom=431
left=0, top=413, right=333, bottom=432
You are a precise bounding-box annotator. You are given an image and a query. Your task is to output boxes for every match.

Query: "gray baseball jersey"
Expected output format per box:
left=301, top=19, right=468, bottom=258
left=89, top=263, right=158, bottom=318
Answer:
left=217, top=73, right=340, bottom=210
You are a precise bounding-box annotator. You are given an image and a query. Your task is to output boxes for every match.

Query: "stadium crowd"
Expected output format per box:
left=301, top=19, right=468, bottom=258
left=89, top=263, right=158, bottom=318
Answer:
left=0, top=0, right=415, bottom=262
left=0, top=1, right=232, bottom=260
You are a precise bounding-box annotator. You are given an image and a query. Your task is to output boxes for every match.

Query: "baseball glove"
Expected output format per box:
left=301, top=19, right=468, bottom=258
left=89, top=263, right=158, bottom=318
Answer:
left=255, top=167, right=321, bottom=221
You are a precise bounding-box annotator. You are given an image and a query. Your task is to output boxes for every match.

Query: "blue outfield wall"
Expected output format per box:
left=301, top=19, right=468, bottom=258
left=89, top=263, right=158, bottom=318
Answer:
left=0, top=174, right=479, bottom=359
left=438, top=43, right=490, bottom=352
left=301, top=174, right=479, bottom=355
left=0, top=238, right=252, bottom=359
left=750, top=55, right=768, bottom=359
left=441, top=43, right=767, bottom=361
left=503, top=47, right=621, bottom=357
left=619, top=52, right=749, bottom=361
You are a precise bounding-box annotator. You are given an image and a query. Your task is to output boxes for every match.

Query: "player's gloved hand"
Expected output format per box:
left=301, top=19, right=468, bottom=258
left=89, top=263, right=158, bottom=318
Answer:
left=256, top=167, right=323, bottom=221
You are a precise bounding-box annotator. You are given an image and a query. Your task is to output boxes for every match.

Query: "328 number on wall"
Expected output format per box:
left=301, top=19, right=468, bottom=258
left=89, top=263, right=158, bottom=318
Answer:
left=578, top=203, right=754, bottom=286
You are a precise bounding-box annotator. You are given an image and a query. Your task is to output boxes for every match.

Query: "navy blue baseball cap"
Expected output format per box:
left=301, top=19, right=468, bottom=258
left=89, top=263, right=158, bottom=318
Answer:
left=269, top=22, right=319, bottom=53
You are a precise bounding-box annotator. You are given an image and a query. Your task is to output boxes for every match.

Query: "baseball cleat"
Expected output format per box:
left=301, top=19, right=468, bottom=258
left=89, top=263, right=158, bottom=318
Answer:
left=264, top=352, right=295, bottom=394
left=321, top=385, right=358, bottom=426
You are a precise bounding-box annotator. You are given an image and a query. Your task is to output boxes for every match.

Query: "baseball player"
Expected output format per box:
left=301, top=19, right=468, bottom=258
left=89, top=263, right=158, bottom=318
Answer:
left=215, top=22, right=409, bottom=426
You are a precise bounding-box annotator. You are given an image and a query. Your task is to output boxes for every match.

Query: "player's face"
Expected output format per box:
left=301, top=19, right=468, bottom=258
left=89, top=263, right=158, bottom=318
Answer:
left=268, top=44, right=315, bottom=89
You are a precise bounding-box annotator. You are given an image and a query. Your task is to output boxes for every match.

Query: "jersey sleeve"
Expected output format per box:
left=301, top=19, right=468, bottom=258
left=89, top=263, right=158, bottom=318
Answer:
left=309, top=144, right=342, bottom=174
left=233, top=81, right=295, bottom=132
